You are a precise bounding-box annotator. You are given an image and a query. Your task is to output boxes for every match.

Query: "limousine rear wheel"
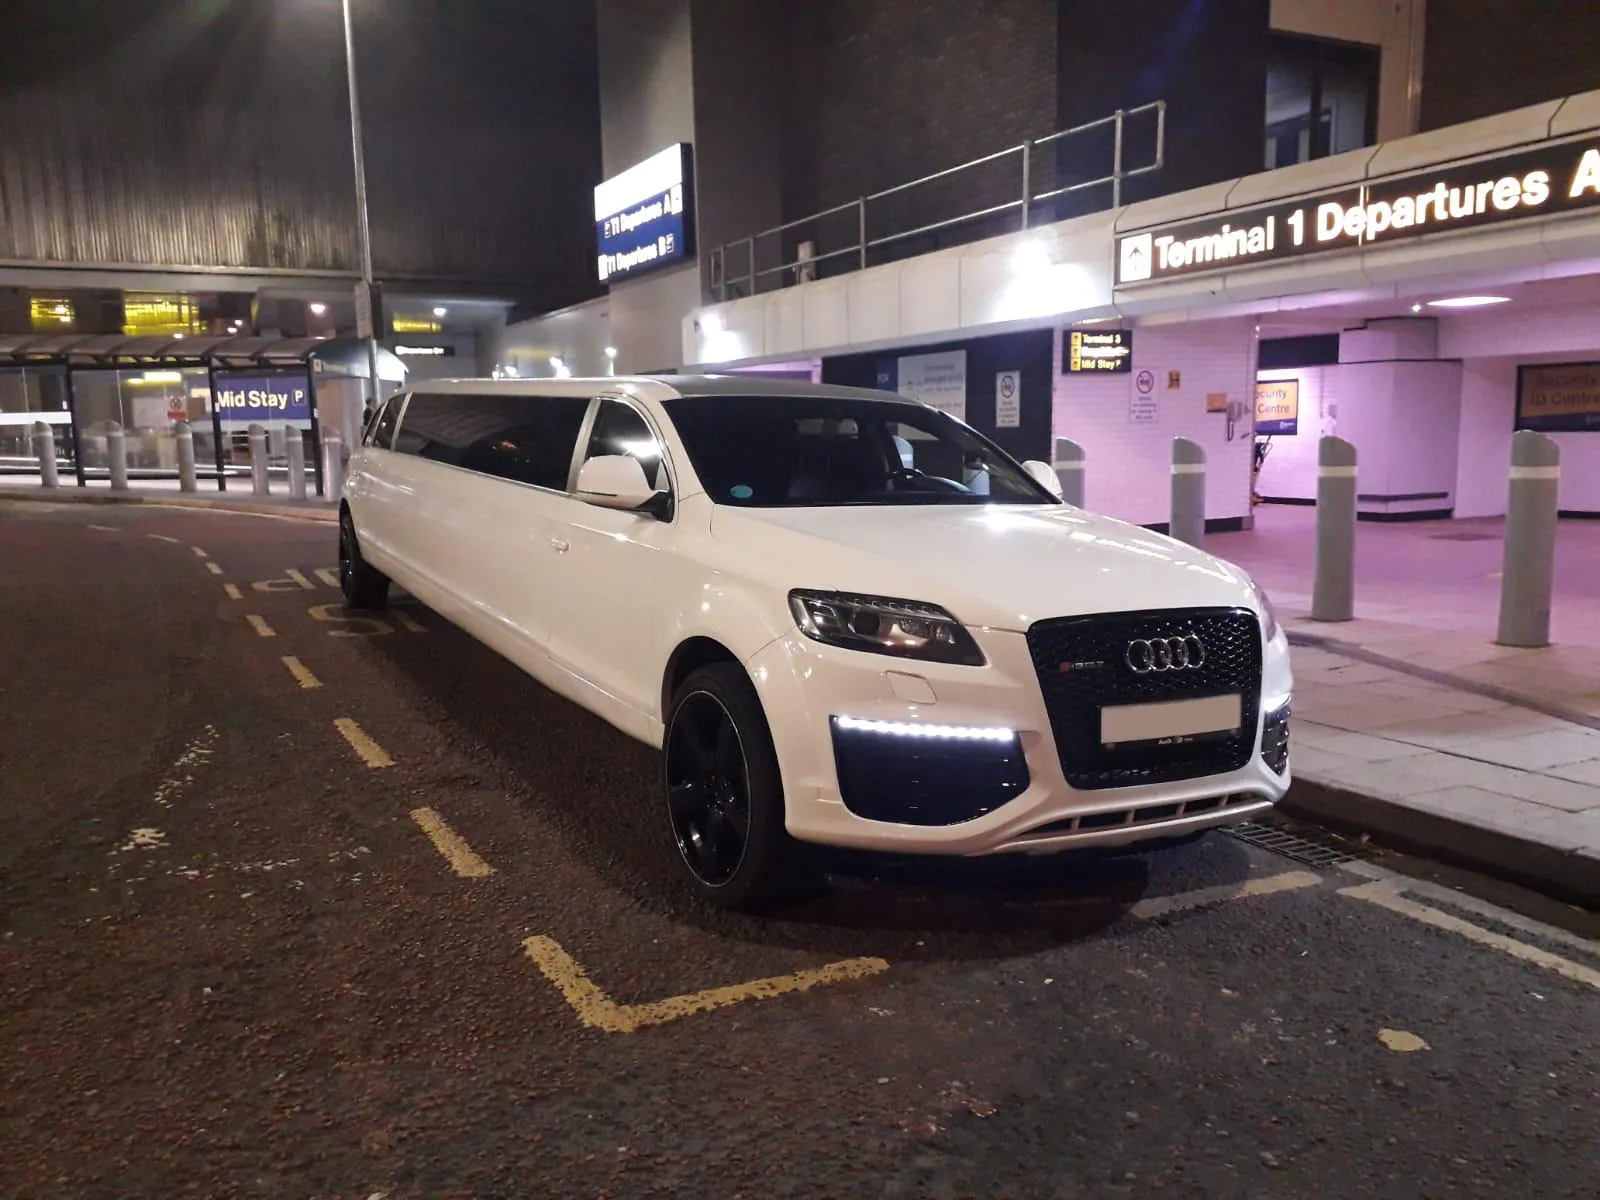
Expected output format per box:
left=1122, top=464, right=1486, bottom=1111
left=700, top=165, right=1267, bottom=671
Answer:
left=664, top=665, right=813, bottom=910
left=339, top=509, right=390, bottom=610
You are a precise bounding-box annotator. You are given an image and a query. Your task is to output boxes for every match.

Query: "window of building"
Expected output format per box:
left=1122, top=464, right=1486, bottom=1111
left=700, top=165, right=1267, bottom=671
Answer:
left=394, top=392, right=589, bottom=490
left=29, top=297, right=75, bottom=332
left=1265, top=34, right=1380, bottom=169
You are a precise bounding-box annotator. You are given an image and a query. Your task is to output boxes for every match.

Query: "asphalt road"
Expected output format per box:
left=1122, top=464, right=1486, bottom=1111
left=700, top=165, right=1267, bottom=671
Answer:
left=1, top=500, right=1596, bottom=1200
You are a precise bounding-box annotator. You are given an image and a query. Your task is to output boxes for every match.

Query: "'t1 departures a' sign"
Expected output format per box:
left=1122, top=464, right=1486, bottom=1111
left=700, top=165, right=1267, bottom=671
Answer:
left=595, top=144, right=695, bottom=285
left=1117, top=137, right=1600, bottom=285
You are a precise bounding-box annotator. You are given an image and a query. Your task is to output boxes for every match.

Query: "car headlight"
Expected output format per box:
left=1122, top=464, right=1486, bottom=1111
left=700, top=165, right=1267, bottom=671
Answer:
left=1247, top=576, right=1281, bottom=642
left=788, top=590, right=986, bottom=666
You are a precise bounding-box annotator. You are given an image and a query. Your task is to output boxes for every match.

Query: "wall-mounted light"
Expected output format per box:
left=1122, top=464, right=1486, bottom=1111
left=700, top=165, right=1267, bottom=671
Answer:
left=309, top=302, right=328, bottom=316
left=1010, top=238, right=1052, bottom=274
left=432, top=306, right=448, bottom=318
left=549, top=355, right=572, bottom=379
left=1410, top=303, right=1423, bottom=313
left=1425, top=295, right=1511, bottom=309
left=605, top=346, right=617, bottom=359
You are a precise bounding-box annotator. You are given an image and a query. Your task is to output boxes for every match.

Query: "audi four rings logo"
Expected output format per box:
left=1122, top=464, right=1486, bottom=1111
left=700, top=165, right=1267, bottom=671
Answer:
left=1126, top=635, right=1206, bottom=672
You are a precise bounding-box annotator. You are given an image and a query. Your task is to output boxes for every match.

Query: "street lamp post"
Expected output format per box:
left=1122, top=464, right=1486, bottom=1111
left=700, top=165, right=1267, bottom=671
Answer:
left=340, top=0, right=382, bottom=414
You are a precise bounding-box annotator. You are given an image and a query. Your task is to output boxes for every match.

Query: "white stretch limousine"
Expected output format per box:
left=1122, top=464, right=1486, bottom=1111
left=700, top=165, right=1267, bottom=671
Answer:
left=342, top=377, right=1292, bottom=908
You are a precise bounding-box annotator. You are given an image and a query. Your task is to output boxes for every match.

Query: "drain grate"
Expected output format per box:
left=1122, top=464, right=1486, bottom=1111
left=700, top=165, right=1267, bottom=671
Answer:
left=1225, top=820, right=1361, bottom=867
left=1429, top=532, right=1500, bottom=542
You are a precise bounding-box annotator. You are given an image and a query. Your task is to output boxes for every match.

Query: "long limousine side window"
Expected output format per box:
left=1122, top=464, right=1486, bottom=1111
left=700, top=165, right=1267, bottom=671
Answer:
left=582, top=400, right=666, bottom=491
left=394, top=393, right=589, bottom=490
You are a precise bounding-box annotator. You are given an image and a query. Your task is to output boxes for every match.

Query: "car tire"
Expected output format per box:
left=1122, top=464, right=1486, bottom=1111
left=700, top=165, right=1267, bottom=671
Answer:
left=663, top=663, right=816, bottom=910
left=339, top=508, right=390, bottom=611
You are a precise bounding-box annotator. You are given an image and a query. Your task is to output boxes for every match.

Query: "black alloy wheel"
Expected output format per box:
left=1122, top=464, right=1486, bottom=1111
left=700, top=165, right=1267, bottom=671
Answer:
left=662, top=663, right=816, bottom=910
left=665, top=690, right=752, bottom=888
left=339, top=509, right=390, bottom=610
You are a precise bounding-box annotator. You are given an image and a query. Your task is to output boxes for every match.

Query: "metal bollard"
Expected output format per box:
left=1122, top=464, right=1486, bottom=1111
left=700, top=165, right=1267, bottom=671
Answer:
left=174, top=420, right=198, bottom=493
left=1496, top=430, right=1561, bottom=648
left=321, top=428, right=345, bottom=502
left=1052, top=437, right=1086, bottom=507
left=33, top=421, right=59, bottom=489
left=107, top=421, right=129, bottom=492
left=1312, top=436, right=1358, bottom=622
left=286, top=425, right=307, bottom=501
left=248, top=422, right=270, bottom=496
left=1169, top=437, right=1206, bottom=547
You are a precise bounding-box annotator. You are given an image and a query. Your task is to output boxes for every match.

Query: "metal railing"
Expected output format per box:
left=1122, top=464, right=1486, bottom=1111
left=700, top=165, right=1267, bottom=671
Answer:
left=709, top=100, right=1165, bottom=303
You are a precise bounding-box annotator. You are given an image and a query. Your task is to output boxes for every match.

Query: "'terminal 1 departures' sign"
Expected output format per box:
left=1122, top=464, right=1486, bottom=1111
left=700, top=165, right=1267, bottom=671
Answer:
left=595, top=143, right=694, bottom=284
left=1117, top=136, right=1600, bottom=286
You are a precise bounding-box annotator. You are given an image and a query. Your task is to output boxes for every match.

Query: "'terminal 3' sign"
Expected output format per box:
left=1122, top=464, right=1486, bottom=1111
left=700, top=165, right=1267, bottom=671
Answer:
left=1117, top=136, right=1600, bottom=285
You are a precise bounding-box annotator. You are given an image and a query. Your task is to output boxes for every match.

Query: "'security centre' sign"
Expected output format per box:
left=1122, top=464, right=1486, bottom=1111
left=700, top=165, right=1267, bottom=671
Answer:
left=1517, top=361, right=1600, bottom=433
left=1117, top=136, right=1600, bottom=286
left=1254, top=379, right=1299, bottom=437
left=595, top=143, right=694, bottom=284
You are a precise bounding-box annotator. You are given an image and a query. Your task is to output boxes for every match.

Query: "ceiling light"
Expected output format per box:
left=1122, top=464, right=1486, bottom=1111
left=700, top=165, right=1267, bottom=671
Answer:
left=309, top=302, right=327, bottom=316
left=432, top=306, right=448, bottom=318
left=1425, top=295, right=1511, bottom=309
left=1410, top=303, right=1422, bottom=313
left=172, top=332, right=184, bottom=339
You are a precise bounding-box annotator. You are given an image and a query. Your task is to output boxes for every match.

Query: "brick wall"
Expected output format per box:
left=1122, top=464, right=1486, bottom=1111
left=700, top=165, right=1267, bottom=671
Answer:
left=777, top=0, right=1060, bottom=276
left=1053, top=320, right=1259, bottom=529
left=1422, top=0, right=1600, bottom=130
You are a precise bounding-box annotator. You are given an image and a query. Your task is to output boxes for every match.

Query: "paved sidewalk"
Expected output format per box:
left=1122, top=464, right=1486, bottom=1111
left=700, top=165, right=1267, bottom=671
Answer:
left=0, top=478, right=337, bottom=521
left=1216, top=508, right=1600, bottom=905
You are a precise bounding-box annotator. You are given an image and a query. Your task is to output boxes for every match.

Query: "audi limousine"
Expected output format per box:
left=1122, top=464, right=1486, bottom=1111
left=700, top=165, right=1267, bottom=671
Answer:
left=341, top=377, right=1292, bottom=909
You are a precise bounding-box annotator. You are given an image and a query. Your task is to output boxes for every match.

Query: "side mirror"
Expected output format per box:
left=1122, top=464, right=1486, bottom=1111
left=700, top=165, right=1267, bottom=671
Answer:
left=1022, top=459, right=1064, bottom=500
left=576, top=454, right=667, bottom=515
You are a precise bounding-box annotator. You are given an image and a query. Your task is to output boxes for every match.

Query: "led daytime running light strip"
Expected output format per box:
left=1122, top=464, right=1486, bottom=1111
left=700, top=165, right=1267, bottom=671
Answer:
left=835, top=715, right=1016, bottom=743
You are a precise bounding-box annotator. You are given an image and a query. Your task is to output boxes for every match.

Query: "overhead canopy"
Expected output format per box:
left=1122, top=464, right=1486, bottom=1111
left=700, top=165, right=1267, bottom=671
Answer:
left=0, top=334, right=407, bottom=381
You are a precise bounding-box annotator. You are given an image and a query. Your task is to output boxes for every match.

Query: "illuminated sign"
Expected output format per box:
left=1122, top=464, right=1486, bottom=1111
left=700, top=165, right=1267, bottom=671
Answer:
left=1255, top=379, right=1300, bottom=436
left=595, top=143, right=694, bottom=284
left=213, top=374, right=311, bottom=422
left=1064, top=328, right=1133, bottom=373
left=1516, top=361, right=1600, bottom=432
left=123, top=293, right=203, bottom=335
left=30, top=297, right=75, bottom=330
left=395, top=344, right=455, bottom=357
left=392, top=315, right=442, bottom=334
left=1117, top=136, right=1600, bottom=285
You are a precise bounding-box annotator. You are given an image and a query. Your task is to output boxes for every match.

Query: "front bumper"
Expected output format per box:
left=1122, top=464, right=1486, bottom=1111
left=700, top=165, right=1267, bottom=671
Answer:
left=745, top=625, right=1292, bottom=857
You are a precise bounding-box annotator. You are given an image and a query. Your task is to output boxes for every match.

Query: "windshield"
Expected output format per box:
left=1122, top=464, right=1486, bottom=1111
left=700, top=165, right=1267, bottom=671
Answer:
left=664, top=394, right=1058, bottom=507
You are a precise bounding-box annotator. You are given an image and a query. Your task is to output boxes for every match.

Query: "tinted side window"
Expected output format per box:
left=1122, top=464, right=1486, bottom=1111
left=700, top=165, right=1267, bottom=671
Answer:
left=366, top=395, right=403, bottom=449
left=393, top=393, right=589, bottom=490
left=583, top=400, right=666, bottom=490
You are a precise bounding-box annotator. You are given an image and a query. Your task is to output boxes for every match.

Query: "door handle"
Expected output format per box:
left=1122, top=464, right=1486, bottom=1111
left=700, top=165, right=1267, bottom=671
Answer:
left=550, top=537, right=570, bottom=554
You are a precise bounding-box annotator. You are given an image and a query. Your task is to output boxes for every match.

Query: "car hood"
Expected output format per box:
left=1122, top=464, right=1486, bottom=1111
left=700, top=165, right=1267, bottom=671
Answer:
left=709, top=503, right=1260, bottom=632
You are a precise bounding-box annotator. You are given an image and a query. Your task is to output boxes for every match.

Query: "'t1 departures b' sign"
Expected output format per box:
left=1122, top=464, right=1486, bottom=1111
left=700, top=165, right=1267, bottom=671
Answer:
left=1117, top=136, right=1600, bottom=285
left=595, top=144, right=694, bottom=284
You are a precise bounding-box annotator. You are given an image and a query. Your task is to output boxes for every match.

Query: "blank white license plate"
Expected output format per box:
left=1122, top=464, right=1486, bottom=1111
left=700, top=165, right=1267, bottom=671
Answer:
left=1100, top=694, right=1242, bottom=746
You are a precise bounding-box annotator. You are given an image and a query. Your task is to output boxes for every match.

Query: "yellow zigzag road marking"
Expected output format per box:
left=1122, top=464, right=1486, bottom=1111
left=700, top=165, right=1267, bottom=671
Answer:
left=1340, top=879, right=1600, bottom=991
left=523, top=936, right=889, bottom=1035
